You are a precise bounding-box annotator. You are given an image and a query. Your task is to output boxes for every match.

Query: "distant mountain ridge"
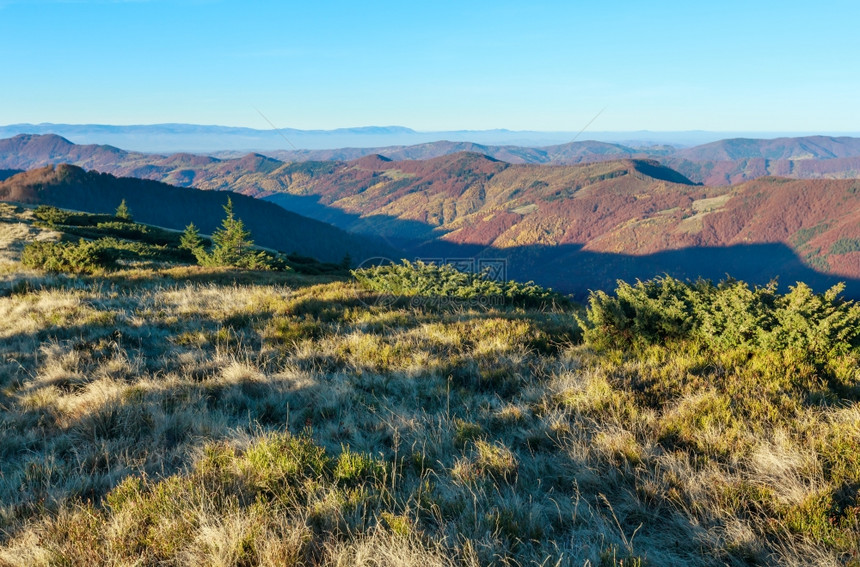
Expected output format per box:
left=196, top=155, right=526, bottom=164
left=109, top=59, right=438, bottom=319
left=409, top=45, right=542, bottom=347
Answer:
left=6, top=123, right=857, bottom=152
left=673, top=136, right=860, bottom=161
left=258, top=139, right=660, bottom=165
left=5, top=133, right=860, bottom=190
left=252, top=135, right=860, bottom=185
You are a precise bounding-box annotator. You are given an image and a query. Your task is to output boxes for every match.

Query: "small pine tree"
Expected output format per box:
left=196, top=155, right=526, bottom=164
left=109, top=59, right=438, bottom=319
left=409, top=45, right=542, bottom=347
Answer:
left=340, top=252, right=352, bottom=270
left=179, top=222, right=202, bottom=251
left=179, top=222, right=207, bottom=263
left=205, top=197, right=270, bottom=268
left=115, top=199, right=132, bottom=221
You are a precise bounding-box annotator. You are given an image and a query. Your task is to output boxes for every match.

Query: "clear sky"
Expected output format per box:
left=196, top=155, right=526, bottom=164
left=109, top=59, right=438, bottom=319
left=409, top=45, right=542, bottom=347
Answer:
left=0, top=0, right=857, bottom=132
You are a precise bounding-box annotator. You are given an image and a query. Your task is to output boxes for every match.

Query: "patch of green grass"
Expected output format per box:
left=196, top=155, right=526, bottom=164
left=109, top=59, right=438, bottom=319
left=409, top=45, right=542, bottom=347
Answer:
left=334, top=447, right=386, bottom=486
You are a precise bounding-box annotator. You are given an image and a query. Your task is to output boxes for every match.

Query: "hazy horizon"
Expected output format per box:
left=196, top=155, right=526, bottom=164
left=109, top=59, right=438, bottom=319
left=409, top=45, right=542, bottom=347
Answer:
left=7, top=122, right=860, bottom=153
left=7, top=121, right=860, bottom=136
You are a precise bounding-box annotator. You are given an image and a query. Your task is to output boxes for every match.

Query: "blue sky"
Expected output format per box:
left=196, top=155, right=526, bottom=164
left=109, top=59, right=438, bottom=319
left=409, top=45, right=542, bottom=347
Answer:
left=0, top=0, right=857, bottom=132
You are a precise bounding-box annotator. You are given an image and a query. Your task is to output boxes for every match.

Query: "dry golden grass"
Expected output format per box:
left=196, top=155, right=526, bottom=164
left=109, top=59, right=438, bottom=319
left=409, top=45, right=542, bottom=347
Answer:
left=0, top=210, right=858, bottom=566
left=0, top=204, right=60, bottom=283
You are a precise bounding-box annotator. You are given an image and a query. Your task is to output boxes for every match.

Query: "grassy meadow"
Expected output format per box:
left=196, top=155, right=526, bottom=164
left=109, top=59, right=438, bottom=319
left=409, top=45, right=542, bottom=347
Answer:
left=0, top=202, right=859, bottom=566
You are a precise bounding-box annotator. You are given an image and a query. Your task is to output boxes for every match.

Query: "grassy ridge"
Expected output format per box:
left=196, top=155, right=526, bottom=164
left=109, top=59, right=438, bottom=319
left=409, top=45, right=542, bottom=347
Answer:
left=17, top=204, right=347, bottom=276
left=0, top=205, right=859, bottom=565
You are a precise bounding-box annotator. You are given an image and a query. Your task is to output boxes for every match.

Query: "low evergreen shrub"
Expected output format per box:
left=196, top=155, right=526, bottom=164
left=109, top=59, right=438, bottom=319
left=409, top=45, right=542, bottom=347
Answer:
left=580, top=275, right=860, bottom=362
left=352, top=259, right=567, bottom=308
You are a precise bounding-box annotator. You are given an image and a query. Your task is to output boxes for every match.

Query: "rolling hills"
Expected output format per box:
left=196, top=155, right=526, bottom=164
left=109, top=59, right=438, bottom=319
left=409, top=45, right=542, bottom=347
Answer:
left=259, top=154, right=860, bottom=296
left=1, top=135, right=860, bottom=297
left=259, top=139, right=665, bottom=166
left=5, top=133, right=860, bottom=190
left=661, top=137, right=860, bottom=185
left=673, top=136, right=860, bottom=161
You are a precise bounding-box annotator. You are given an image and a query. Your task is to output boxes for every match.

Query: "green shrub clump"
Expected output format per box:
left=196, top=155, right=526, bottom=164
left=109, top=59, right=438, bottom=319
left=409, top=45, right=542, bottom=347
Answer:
left=581, top=276, right=860, bottom=362
left=352, top=259, right=567, bottom=308
left=21, top=236, right=189, bottom=273
left=33, top=205, right=116, bottom=228
left=21, top=239, right=112, bottom=274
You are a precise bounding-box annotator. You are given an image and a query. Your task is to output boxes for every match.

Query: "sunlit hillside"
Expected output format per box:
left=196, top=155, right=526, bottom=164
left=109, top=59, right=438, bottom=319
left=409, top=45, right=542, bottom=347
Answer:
left=1, top=202, right=858, bottom=566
